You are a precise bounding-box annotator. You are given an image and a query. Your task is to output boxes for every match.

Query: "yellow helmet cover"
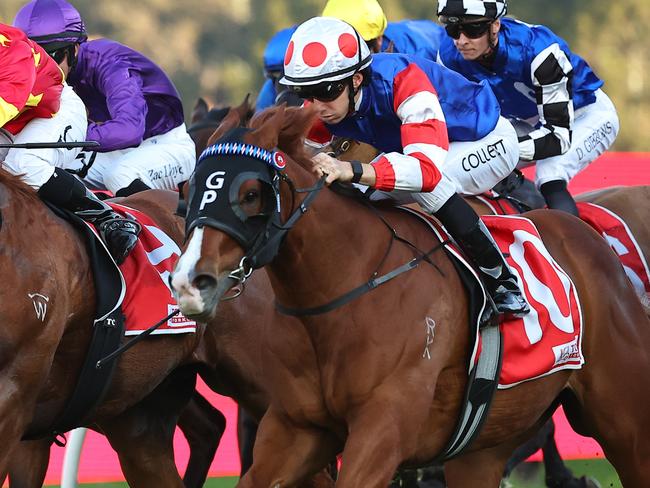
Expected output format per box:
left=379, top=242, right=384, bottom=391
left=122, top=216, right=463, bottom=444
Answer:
left=322, top=0, right=388, bottom=41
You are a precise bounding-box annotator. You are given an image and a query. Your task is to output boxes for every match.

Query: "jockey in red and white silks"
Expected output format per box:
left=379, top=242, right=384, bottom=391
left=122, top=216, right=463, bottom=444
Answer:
left=281, top=16, right=529, bottom=321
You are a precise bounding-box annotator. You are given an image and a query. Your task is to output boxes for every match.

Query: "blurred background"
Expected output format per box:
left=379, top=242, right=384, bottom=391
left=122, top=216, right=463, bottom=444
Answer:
left=2, top=0, right=649, bottom=151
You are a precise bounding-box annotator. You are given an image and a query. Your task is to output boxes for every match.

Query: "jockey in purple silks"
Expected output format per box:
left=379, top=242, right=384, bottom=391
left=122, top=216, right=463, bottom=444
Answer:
left=14, top=0, right=196, bottom=198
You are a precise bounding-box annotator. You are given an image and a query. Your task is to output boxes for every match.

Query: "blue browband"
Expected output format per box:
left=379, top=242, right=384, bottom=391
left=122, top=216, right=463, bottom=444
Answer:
left=198, top=142, right=286, bottom=171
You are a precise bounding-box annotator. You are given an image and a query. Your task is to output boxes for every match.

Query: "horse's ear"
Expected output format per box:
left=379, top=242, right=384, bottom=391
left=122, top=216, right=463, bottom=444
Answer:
left=233, top=94, right=252, bottom=123
left=191, top=98, right=209, bottom=124
left=206, top=108, right=244, bottom=147
left=245, top=105, right=285, bottom=150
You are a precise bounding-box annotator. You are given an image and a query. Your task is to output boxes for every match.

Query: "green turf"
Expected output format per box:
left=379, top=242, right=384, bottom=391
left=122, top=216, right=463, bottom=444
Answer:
left=507, top=459, right=621, bottom=487
left=45, top=460, right=621, bottom=487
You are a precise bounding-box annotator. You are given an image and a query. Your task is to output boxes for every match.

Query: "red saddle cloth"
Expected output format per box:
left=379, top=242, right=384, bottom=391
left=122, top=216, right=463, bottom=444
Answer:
left=480, top=215, right=584, bottom=388
left=109, top=203, right=197, bottom=336
left=577, top=201, right=650, bottom=296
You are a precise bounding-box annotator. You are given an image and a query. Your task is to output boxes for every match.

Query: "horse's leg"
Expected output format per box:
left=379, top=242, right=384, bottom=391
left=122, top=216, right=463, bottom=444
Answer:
left=237, top=406, right=258, bottom=476
left=101, top=367, right=197, bottom=488
left=563, top=379, right=650, bottom=488
left=334, top=398, right=431, bottom=488
left=237, top=408, right=338, bottom=488
left=502, top=419, right=551, bottom=478
left=178, top=390, right=226, bottom=488
left=444, top=442, right=518, bottom=488
left=6, top=439, right=51, bottom=488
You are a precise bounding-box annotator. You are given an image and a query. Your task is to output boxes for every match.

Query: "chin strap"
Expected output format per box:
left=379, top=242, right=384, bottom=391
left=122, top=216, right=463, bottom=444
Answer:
left=477, top=25, right=499, bottom=65
left=347, top=77, right=359, bottom=116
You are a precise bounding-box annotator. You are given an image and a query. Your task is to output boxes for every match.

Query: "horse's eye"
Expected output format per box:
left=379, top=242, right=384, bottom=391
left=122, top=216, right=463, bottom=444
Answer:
left=243, top=190, right=259, bottom=204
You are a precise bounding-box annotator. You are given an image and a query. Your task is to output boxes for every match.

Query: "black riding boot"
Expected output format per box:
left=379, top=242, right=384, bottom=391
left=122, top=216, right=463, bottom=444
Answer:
left=114, top=178, right=152, bottom=197
left=38, top=168, right=141, bottom=264
left=434, top=194, right=529, bottom=321
left=540, top=179, right=579, bottom=217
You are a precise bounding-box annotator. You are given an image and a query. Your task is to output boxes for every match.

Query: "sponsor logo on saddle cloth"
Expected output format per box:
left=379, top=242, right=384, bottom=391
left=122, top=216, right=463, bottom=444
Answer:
left=101, top=203, right=196, bottom=335
left=479, top=215, right=584, bottom=388
left=577, top=202, right=650, bottom=298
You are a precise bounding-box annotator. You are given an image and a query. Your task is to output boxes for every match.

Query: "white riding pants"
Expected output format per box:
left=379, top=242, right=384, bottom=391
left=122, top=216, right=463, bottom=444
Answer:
left=75, top=124, right=196, bottom=193
left=519, top=89, right=620, bottom=187
left=371, top=116, right=520, bottom=212
left=0, top=83, right=88, bottom=189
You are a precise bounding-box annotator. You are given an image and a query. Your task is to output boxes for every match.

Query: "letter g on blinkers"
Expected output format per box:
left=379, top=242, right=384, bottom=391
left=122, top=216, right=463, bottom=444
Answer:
left=185, top=127, right=286, bottom=267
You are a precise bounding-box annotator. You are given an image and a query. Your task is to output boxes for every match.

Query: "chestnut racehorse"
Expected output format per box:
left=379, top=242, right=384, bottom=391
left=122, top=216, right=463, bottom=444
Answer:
left=171, top=105, right=650, bottom=488
left=0, top=179, right=212, bottom=486
left=1, top=176, right=333, bottom=487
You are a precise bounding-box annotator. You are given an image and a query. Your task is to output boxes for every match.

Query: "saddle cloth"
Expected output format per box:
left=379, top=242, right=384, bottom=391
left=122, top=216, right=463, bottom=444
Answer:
left=471, top=192, right=650, bottom=304
left=481, top=215, right=584, bottom=388
left=414, top=211, right=585, bottom=388
left=577, top=202, right=650, bottom=298
left=91, top=203, right=196, bottom=336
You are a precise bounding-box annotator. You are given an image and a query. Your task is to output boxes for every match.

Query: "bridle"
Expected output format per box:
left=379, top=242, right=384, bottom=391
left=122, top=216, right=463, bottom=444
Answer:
left=185, top=136, right=448, bottom=315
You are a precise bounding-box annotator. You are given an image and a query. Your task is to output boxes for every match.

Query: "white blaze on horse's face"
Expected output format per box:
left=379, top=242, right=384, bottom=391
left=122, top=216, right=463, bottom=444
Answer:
left=171, top=227, right=207, bottom=316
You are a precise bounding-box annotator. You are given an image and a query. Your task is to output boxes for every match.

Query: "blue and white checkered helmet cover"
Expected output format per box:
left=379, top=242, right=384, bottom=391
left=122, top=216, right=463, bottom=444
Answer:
left=437, top=0, right=507, bottom=20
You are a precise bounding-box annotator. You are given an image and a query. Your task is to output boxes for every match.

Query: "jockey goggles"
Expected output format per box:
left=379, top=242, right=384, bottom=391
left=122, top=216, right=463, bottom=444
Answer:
left=47, top=46, right=69, bottom=64
left=289, top=80, right=347, bottom=102
left=445, top=21, right=492, bottom=40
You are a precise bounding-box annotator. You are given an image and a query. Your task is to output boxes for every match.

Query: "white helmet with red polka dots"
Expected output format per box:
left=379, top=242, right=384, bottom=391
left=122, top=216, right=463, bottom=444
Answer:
left=280, top=17, right=372, bottom=87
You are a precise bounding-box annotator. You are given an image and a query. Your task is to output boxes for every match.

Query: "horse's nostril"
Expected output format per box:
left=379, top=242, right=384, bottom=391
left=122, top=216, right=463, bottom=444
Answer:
left=193, top=274, right=217, bottom=291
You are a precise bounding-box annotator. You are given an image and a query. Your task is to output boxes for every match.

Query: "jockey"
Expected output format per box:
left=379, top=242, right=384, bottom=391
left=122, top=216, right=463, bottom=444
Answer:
left=0, top=23, right=138, bottom=265
left=14, top=0, right=196, bottom=198
left=281, top=17, right=530, bottom=321
left=255, top=26, right=300, bottom=113
left=436, top=0, right=620, bottom=216
left=322, top=0, right=442, bottom=59
left=256, top=1, right=444, bottom=113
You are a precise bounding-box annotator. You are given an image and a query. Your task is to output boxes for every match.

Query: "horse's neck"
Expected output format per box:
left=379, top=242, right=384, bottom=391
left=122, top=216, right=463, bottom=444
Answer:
left=268, top=169, right=409, bottom=313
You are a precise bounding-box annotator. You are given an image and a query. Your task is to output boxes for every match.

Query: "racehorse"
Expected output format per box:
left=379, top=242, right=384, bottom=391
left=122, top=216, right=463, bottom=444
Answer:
left=1, top=174, right=334, bottom=487
left=0, top=179, right=209, bottom=486
left=171, top=105, right=650, bottom=487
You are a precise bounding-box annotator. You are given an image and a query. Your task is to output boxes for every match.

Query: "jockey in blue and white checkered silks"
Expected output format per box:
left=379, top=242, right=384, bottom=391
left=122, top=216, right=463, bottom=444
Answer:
left=437, top=0, right=620, bottom=216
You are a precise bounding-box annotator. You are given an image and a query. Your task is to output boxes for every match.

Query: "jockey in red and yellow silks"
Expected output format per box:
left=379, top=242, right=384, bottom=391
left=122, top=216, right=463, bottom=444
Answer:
left=0, top=23, right=63, bottom=135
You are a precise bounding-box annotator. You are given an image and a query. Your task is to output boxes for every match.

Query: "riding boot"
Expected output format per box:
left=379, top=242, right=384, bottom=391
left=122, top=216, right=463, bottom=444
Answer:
left=38, top=168, right=141, bottom=264
left=434, top=194, right=529, bottom=322
left=114, top=178, right=151, bottom=197
left=540, top=179, right=579, bottom=217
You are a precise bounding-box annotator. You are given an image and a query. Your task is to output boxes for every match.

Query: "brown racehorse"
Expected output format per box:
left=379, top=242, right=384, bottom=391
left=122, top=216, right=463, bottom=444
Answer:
left=171, top=105, right=650, bottom=488
left=0, top=179, right=210, bottom=486
left=1, top=176, right=334, bottom=487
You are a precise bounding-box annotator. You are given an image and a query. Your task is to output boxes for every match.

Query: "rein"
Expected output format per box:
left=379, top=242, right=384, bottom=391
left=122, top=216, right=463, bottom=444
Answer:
left=275, top=187, right=449, bottom=316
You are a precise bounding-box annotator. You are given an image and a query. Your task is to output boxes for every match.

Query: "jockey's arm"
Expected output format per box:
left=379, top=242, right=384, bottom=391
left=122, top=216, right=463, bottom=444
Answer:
left=518, top=43, right=574, bottom=161
left=312, top=64, right=449, bottom=192
left=0, top=35, right=36, bottom=128
left=368, top=63, right=449, bottom=192
left=87, top=58, right=147, bottom=152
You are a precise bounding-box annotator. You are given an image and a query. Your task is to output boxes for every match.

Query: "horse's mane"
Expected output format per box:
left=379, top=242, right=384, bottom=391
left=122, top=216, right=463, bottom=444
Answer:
left=0, top=168, right=41, bottom=204
left=247, top=104, right=318, bottom=172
